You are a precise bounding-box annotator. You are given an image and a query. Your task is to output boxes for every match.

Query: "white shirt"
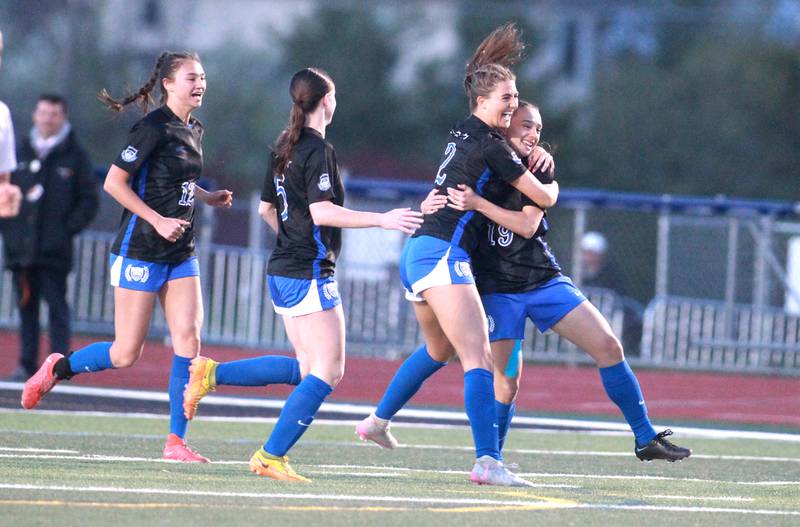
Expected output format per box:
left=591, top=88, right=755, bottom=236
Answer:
left=0, top=101, right=16, bottom=173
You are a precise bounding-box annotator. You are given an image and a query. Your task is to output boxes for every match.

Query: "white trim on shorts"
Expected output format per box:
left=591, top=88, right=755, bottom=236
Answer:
left=272, top=278, right=328, bottom=317
left=109, top=254, right=123, bottom=288
left=405, top=247, right=453, bottom=302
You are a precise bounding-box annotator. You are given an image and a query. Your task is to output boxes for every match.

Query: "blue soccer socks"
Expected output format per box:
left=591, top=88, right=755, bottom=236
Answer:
left=464, top=368, right=500, bottom=460
left=67, top=342, right=114, bottom=375
left=599, top=360, right=657, bottom=446
left=495, top=399, right=516, bottom=452
left=169, top=355, right=192, bottom=438
left=216, top=356, right=301, bottom=386
left=265, top=374, right=332, bottom=457
left=375, top=345, right=446, bottom=420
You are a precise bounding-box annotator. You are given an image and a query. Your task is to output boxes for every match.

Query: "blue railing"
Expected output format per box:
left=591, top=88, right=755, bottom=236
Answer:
left=345, top=177, right=800, bottom=218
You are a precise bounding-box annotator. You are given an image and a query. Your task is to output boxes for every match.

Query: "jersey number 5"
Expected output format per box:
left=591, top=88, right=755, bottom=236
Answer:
left=435, top=142, right=457, bottom=186
left=275, top=175, right=289, bottom=221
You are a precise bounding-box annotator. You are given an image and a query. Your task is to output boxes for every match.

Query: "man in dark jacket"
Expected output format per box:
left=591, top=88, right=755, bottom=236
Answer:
left=0, top=94, right=98, bottom=380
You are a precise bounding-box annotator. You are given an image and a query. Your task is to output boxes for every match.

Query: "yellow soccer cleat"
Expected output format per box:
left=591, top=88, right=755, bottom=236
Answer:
left=249, top=448, right=311, bottom=483
left=183, top=355, right=218, bottom=420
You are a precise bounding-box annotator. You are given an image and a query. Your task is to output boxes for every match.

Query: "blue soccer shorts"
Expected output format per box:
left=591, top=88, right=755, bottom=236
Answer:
left=109, top=253, right=200, bottom=292
left=400, top=235, right=475, bottom=302
left=481, top=276, right=587, bottom=341
left=268, top=274, right=341, bottom=316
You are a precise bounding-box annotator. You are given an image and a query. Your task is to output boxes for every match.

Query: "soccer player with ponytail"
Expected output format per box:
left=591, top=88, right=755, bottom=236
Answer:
left=356, top=23, right=558, bottom=487
left=182, top=68, right=423, bottom=482
left=21, top=51, right=233, bottom=463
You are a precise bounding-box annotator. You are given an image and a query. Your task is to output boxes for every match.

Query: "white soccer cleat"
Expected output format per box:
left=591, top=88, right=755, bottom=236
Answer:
left=355, top=414, right=399, bottom=449
left=470, top=455, right=534, bottom=487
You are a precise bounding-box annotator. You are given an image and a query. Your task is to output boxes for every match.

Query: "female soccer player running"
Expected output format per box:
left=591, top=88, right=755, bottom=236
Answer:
left=21, top=51, right=233, bottom=462
left=356, top=24, right=558, bottom=487
left=181, top=68, right=423, bottom=482
left=361, top=101, right=692, bottom=464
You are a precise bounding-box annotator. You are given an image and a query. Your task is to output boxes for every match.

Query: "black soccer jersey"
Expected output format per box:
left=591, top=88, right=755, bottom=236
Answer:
left=110, top=105, right=203, bottom=263
left=261, top=128, right=344, bottom=279
left=473, top=168, right=562, bottom=295
left=414, top=115, right=528, bottom=252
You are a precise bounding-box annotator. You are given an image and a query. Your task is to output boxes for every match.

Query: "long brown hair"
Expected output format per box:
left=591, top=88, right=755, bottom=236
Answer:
left=464, top=23, right=526, bottom=112
left=98, top=51, right=201, bottom=113
left=272, top=67, right=334, bottom=175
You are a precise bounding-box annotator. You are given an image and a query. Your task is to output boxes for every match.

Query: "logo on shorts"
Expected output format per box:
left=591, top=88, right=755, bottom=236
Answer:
left=124, top=264, right=150, bottom=283
left=487, top=315, right=495, bottom=333
left=121, top=146, right=138, bottom=163
left=322, top=281, right=339, bottom=300
left=318, top=173, right=331, bottom=191
left=453, top=261, right=473, bottom=279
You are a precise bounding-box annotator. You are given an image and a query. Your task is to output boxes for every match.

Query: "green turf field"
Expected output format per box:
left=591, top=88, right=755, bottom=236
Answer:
left=0, top=410, right=798, bottom=526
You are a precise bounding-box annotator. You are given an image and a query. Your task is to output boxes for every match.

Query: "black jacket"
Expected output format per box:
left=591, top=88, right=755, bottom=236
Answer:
left=0, top=128, right=98, bottom=270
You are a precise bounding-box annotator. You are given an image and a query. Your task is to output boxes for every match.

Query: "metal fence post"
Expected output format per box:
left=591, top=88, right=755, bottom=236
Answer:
left=655, top=209, right=671, bottom=298
left=249, top=191, right=263, bottom=251
left=571, top=205, right=587, bottom=286
left=753, top=215, right=774, bottom=308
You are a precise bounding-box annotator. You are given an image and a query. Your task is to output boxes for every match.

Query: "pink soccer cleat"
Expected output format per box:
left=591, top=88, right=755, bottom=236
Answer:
left=163, top=433, right=210, bottom=463
left=21, top=353, right=64, bottom=410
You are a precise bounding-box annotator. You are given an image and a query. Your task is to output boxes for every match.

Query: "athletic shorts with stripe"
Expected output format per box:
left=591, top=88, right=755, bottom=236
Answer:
left=481, top=276, right=586, bottom=341
left=399, top=235, right=475, bottom=302
left=268, top=274, right=341, bottom=316
left=109, top=253, right=199, bottom=292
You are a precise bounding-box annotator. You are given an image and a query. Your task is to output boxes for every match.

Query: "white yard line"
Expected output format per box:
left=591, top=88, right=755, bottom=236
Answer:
left=1, top=387, right=798, bottom=442
left=0, top=452, right=795, bottom=487
left=0, top=483, right=798, bottom=516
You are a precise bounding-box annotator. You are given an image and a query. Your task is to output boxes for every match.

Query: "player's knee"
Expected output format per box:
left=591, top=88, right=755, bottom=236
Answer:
left=330, top=361, right=346, bottom=387
left=171, top=325, right=201, bottom=354
left=599, top=334, right=624, bottom=364
left=110, top=343, right=143, bottom=368
left=494, top=378, right=518, bottom=404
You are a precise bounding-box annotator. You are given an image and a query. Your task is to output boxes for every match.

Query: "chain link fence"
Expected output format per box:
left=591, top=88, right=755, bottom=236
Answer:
left=2, top=182, right=799, bottom=375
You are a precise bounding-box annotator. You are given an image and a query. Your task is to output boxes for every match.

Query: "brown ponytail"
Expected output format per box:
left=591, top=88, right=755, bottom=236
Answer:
left=464, top=23, right=526, bottom=112
left=99, top=51, right=201, bottom=114
left=273, top=67, right=334, bottom=175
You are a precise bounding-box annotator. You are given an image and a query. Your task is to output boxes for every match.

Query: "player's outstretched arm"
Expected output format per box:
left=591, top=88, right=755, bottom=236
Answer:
left=309, top=200, right=423, bottom=235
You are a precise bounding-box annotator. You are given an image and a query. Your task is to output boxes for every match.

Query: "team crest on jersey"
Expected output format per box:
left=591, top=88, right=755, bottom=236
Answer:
left=453, top=261, right=473, bottom=279
left=322, top=281, right=339, bottom=300
left=318, top=173, right=331, bottom=192
left=487, top=315, right=495, bottom=333
left=510, top=151, right=523, bottom=165
left=124, top=264, right=149, bottom=283
left=121, top=146, right=138, bottom=163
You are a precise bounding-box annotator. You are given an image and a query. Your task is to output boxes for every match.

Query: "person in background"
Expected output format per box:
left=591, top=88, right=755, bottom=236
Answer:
left=0, top=94, right=97, bottom=381
left=0, top=29, right=22, bottom=218
left=580, top=231, right=628, bottom=296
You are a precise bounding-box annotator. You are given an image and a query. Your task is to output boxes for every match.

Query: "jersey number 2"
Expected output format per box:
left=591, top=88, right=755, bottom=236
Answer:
left=435, top=142, right=457, bottom=186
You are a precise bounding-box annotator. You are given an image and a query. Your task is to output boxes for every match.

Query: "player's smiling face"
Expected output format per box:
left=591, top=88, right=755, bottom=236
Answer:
left=164, top=60, right=206, bottom=111
left=507, top=105, right=542, bottom=158
left=476, top=79, right=519, bottom=129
